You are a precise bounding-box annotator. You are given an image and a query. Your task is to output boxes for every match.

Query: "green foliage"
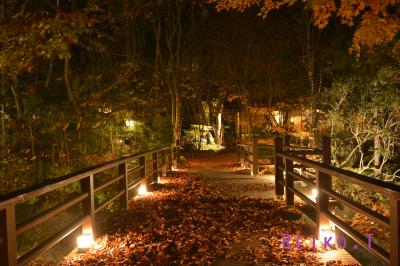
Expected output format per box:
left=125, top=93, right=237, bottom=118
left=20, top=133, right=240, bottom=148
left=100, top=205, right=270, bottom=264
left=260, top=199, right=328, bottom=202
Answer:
left=333, top=177, right=390, bottom=217
left=320, top=66, right=400, bottom=177
left=0, top=10, right=97, bottom=77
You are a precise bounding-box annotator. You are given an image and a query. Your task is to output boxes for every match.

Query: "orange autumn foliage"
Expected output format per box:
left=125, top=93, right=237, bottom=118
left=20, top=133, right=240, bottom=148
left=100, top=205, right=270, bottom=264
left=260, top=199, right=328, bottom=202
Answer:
left=210, top=0, right=400, bottom=56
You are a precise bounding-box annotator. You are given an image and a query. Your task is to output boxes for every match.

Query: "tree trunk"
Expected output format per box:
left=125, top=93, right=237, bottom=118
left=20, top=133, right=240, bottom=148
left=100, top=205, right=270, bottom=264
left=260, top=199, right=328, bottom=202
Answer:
left=164, top=0, right=184, bottom=147
left=64, top=45, right=78, bottom=111
left=373, top=133, right=381, bottom=174
left=303, top=6, right=318, bottom=145
left=215, top=102, right=224, bottom=145
left=0, top=1, right=4, bottom=21
left=172, top=90, right=182, bottom=146
left=45, top=59, right=53, bottom=88
left=1, top=73, right=5, bottom=147
left=11, top=78, right=24, bottom=120
left=373, top=108, right=381, bottom=176
left=1, top=103, right=5, bottom=147
left=240, top=97, right=251, bottom=141
left=208, top=100, right=215, bottom=137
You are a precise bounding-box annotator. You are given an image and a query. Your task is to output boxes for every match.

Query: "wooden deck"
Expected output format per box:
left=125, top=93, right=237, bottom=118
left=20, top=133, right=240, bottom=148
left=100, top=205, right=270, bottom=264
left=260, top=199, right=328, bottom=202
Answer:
left=318, top=248, right=360, bottom=265
left=194, top=163, right=360, bottom=266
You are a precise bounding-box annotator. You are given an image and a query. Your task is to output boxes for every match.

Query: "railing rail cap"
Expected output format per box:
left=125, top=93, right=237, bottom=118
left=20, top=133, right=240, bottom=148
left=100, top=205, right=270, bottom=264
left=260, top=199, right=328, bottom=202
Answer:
left=276, top=151, right=400, bottom=197
left=0, top=146, right=171, bottom=207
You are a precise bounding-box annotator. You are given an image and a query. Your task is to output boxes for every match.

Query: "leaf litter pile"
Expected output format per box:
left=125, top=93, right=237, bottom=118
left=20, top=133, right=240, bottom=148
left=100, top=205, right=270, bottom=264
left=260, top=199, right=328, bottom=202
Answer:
left=62, top=171, right=358, bottom=265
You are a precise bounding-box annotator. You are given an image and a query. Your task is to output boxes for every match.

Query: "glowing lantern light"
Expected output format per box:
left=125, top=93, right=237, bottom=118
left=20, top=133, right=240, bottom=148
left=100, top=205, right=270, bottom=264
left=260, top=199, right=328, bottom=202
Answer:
left=319, top=225, right=336, bottom=244
left=138, top=184, right=147, bottom=196
left=125, top=120, right=135, bottom=127
left=97, top=108, right=112, bottom=114
left=77, top=233, right=94, bottom=252
left=312, top=188, right=318, bottom=200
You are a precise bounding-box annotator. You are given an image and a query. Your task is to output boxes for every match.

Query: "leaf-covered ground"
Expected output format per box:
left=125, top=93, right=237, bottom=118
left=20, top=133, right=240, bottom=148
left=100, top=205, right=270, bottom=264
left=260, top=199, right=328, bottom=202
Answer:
left=58, top=152, right=360, bottom=265
left=57, top=171, right=334, bottom=265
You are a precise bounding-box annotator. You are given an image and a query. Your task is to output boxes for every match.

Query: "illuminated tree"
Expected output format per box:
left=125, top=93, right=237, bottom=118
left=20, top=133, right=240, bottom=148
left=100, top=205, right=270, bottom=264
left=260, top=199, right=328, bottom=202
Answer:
left=322, top=66, right=400, bottom=178
left=210, top=0, right=400, bottom=57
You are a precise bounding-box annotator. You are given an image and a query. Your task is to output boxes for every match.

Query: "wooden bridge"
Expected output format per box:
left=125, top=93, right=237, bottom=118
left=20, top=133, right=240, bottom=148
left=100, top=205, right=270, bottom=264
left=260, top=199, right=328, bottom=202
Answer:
left=0, top=146, right=179, bottom=266
left=238, top=136, right=400, bottom=266
left=0, top=137, right=399, bottom=265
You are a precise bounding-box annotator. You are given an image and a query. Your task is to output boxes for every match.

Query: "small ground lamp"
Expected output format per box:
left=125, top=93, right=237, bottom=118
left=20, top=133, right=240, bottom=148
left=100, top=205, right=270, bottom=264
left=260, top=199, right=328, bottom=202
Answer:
left=319, top=225, right=336, bottom=244
left=311, top=188, right=318, bottom=200
left=138, top=183, right=148, bottom=196
left=77, top=233, right=94, bottom=253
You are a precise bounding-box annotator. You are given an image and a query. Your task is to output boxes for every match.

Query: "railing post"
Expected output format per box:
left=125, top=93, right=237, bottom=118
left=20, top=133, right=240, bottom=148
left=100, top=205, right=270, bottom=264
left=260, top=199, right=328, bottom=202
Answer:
left=316, top=136, right=332, bottom=239
left=236, top=141, right=240, bottom=162
left=173, top=147, right=178, bottom=169
left=239, top=146, right=244, bottom=167
left=251, top=138, right=259, bottom=175
left=80, top=175, right=95, bottom=237
left=236, top=112, right=240, bottom=146
left=119, top=162, right=128, bottom=209
left=285, top=158, right=294, bottom=205
left=390, top=197, right=400, bottom=266
left=274, top=138, right=284, bottom=196
left=284, top=135, right=290, bottom=150
left=316, top=170, right=330, bottom=239
left=153, top=151, right=158, bottom=183
left=169, top=147, right=173, bottom=170
left=244, top=146, right=248, bottom=168
left=168, top=147, right=172, bottom=171
left=162, top=149, right=167, bottom=177
left=139, top=155, right=147, bottom=188
left=322, top=136, right=331, bottom=165
left=0, top=206, right=17, bottom=266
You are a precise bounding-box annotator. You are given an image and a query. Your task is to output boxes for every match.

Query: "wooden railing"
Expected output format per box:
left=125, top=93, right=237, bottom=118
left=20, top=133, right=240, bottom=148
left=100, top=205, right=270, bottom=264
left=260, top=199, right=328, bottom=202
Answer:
left=237, top=139, right=259, bottom=175
left=0, top=146, right=179, bottom=266
left=274, top=137, right=400, bottom=266
left=237, top=138, right=288, bottom=175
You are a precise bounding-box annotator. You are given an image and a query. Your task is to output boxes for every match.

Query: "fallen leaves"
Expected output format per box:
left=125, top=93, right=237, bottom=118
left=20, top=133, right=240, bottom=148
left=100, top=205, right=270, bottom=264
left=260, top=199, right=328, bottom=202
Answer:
left=59, top=151, right=360, bottom=265
left=60, top=171, right=322, bottom=266
left=180, top=151, right=240, bottom=171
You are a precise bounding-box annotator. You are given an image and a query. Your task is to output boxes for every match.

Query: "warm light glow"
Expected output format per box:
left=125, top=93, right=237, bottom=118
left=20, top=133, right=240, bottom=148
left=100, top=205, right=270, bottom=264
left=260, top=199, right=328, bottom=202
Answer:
left=273, top=111, right=282, bottom=124
left=125, top=120, right=135, bottom=127
left=157, top=176, right=161, bottom=183
left=290, top=117, right=294, bottom=123
left=77, top=233, right=94, bottom=251
left=97, top=107, right=112, bottom=114
left=319, top=226, right=336, bottom=243
left=138, top=184, right=147, bottom=196
left=312, top=188, right=318, bottom=199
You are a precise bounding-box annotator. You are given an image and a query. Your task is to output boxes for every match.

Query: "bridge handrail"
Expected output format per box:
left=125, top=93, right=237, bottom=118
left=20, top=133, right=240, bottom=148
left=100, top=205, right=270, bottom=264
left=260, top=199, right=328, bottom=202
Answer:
left=0, top=145, right=179, bottom=266
left=274, top=137, right=400, bottom=266
left=237, top=137, right=319, bottom=175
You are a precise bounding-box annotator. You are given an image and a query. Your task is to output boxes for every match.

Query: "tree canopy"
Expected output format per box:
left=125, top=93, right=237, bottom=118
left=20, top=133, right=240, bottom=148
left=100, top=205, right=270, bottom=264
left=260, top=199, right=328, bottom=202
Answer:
left=210, top=0, right=400, bottom=57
